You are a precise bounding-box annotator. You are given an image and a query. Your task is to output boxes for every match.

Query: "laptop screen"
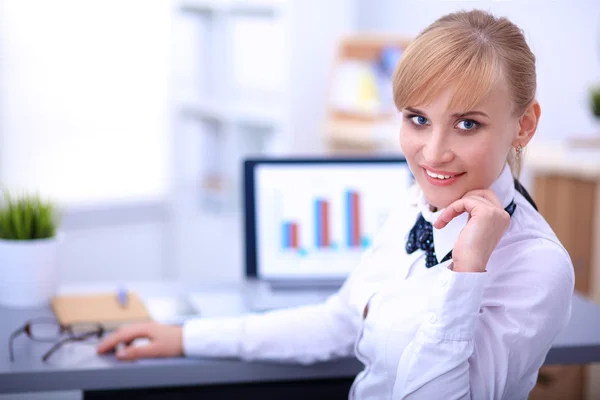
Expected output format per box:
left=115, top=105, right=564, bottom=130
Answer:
left=243, top=157, right=413, bottom=282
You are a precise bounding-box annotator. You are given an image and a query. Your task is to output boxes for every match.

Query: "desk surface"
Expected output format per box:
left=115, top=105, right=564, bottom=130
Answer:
left=1, top=282, right=599, bottom=394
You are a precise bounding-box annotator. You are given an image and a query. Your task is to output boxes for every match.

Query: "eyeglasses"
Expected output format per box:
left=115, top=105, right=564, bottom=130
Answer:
left=9, top=318, right=105, bottom=362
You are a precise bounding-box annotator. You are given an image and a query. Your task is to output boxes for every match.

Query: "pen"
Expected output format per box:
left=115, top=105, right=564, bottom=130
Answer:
left=116, top=286, right=128, bottom=308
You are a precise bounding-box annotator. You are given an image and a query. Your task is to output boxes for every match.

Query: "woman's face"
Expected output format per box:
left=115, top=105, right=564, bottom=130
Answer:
left=399, top=80, right=520, bottom=210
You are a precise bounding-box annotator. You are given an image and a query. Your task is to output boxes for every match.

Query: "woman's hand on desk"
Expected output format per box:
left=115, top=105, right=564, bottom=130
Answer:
left=96, top=322, right=183, bottom=361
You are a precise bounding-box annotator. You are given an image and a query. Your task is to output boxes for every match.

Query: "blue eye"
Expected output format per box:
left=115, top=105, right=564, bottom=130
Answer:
left=456, top=119, right=479, bottom=131
left=410, top=115, right=429, bottom=126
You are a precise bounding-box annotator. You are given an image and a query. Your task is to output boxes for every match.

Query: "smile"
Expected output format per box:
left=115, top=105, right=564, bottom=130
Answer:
left=422, top=167, right=465, bottom=186
left=425, top=170, right=455, bottom=180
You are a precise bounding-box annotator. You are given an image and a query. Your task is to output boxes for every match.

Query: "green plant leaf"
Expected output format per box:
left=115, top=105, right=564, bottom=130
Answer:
left=590, top=86, right=600, bottom=118
left=0, top=190, right=59, bottom=240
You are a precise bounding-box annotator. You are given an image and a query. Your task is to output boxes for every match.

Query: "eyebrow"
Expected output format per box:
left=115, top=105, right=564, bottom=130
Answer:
left=404, top=107, right=490, bottom=119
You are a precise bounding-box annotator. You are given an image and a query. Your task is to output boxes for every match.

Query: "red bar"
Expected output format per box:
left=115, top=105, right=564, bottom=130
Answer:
left=321, top=201, right=330, bottom=247
left=352, top=192, right=360, bottom=246
left=290, top=223, right=299, bottom=249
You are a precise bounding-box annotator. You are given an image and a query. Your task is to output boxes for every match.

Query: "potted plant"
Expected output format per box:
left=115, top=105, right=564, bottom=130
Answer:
left=590, top=85, right=600, bottom=121
left=0, top=191, right=62, bottom=308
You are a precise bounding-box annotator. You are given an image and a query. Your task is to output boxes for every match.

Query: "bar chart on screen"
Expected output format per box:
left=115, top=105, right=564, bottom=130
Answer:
left=255, top=163, right=412, bottom=279
left=279, top=188, right=374, bottom=257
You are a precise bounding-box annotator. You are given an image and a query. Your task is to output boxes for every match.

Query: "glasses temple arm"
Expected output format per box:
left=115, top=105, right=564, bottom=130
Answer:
left=8, top=327, right=26, bottom=362
left=41, top=331, right=100, bottom=362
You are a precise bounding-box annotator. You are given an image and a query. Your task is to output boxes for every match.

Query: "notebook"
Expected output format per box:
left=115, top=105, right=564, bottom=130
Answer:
left=51, top=292, right=153, bottom=329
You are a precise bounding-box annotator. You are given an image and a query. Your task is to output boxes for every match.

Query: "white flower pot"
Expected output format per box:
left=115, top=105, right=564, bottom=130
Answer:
left=0, top=235, right=61, bottom=308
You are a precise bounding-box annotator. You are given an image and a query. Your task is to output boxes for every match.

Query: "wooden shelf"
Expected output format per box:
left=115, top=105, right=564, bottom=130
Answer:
left=324, top=119, right=401, bottom=151
left=324, top=34, right=412, bottom=153
left=335, top=34, right=412, bottom=60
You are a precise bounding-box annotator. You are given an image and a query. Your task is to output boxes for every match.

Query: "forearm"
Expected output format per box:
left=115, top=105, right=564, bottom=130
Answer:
left=183, top=294, right=359, bottom=364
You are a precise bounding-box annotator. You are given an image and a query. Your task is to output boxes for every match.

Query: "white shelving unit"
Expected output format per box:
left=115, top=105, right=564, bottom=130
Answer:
left=173, top=0, right=357, bottom=213
left=174, top=0, right=289, bottom=213
left=170, top=0, right=358, bottom=282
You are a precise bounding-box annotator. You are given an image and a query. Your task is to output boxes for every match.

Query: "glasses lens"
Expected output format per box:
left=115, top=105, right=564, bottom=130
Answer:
left=29, top=322, right=62, bottom=340
left=71, top=324, right=102, bottom=344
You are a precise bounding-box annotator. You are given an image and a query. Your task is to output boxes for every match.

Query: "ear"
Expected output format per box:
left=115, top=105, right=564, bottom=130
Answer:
left=512, top=100, right=541, bottom=148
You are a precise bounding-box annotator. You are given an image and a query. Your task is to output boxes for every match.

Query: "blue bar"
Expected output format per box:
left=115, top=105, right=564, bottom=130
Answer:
left=346, top=191, right=353, bottom=247
left=282, top=222, right=290, bottom=249
left=361, top=237, right=370, bottom=248
left=315, top=199, right=322, bottom=248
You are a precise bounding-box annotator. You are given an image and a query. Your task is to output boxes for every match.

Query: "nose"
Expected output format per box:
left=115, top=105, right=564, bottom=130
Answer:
left=422, top=129, right=454, bottom=165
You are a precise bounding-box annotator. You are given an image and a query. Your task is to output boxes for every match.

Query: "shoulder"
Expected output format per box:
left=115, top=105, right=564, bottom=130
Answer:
left=490, top=193, right=574, bottom=293
left=486, top=214, right=574, bottom=336
left=494, top=237, right=574, bottom=289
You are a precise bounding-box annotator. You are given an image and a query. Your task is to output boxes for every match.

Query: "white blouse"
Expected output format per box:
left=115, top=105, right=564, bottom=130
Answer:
left=183, top=164, right=575, bottom=400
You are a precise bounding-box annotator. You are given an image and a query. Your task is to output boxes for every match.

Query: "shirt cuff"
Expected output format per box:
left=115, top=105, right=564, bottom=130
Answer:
left=419, top=262, right=488, bottom=341
left=183, top=317, right=245, bottom=357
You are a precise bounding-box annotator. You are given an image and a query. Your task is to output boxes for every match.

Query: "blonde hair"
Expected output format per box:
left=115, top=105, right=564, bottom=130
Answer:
left=392, top=9, right=536, bottom=178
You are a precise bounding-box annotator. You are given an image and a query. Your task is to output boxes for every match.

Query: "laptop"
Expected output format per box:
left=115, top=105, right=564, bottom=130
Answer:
left=243, top=156, right=413, bottom=311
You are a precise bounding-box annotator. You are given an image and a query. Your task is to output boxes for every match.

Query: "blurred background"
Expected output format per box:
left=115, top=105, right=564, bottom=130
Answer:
left=0, top=0, right=599, bottom=287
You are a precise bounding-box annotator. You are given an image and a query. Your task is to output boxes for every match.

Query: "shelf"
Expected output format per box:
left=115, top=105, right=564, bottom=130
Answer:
left=324, top=120, right=402, bottom=151
left=328, top=108, right=398, bottom=122
left=175, top=0, right=359, bottom=217
left=181, top=0, right=284, bottom=16
left=60, top=194, right=170, bottom=229
left=324, top=34, right=412, bottom=155
left=569, top=135, right=600, bottom=148
left=525, top=140, right=600, bottom=180
left=232, top=99, right=285, bottom=126
left=181, top=98, right=285, bottom=126
left=181, top=100, right=226, bottom=120
left=176, top=177, right=240, bottom=214
left=336, top=34, right=412, bottom=59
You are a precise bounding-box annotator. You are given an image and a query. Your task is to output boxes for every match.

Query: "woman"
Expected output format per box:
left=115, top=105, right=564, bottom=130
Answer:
left=97, top=9, right=574, bottom=399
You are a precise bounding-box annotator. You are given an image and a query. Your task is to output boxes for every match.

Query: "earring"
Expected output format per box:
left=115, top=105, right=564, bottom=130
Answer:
left=515, top=144, right=523, bottom=159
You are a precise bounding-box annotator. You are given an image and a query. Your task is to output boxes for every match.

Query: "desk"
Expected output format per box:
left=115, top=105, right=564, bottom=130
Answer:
left=1, top=282, right=600, bottom=399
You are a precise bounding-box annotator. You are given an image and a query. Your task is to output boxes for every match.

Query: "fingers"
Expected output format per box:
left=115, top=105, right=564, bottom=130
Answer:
left=115, top=342, right=161, bottom=361
left=461, top=189, right=503, bottom=208
left=96, top=323, right=154, bottom=354
left=433, top=189, right=503, bottom=230
left=434, top=196, right=487, bottom=229
left=116, top=325, right=184, bottom=360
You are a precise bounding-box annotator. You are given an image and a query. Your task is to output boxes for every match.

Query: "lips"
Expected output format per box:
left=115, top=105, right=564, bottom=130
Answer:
left=422, top=167, right=465, bottom=187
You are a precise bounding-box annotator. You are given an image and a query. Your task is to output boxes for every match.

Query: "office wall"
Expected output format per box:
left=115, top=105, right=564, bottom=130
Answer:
left=0, top=0, right=356, bottom=284
left=0, top=0, right=174, bottom=282
left=356, top=0, right=600, bottom=142
left=0, top=0, right=172, bottom=203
